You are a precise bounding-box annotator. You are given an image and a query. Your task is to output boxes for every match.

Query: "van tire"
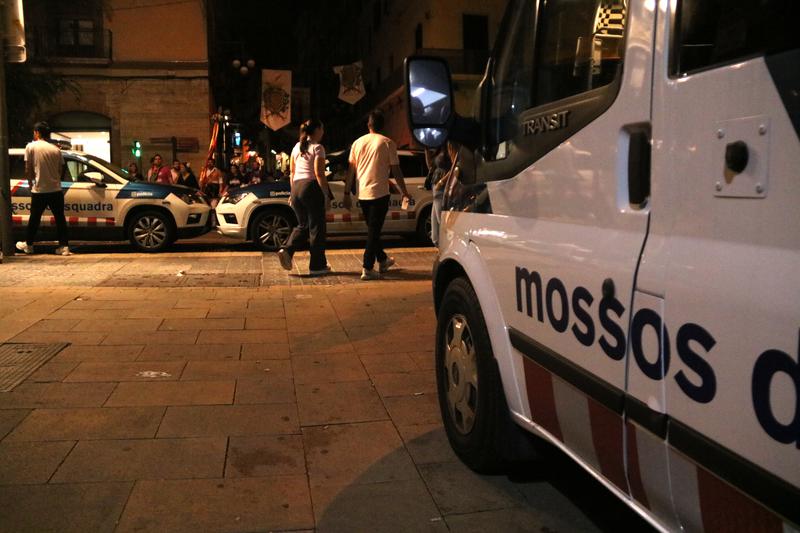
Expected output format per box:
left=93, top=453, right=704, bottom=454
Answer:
left=127, top=210, right=175, bottom=253
left=250, top=208, right=295, bottom=252
left=436, top=277, right=537, bottom=474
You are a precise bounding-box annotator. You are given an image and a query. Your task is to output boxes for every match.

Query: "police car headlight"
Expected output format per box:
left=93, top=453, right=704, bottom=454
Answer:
left=179, top=192, right=203, bottom=205
left=222, top=192, right=249, bottom=205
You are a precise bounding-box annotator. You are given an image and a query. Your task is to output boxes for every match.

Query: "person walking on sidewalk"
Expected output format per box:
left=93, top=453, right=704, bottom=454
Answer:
left=15, top=122, right=71, bottom=256
left=344, top=110, right=411, bottom=280
left=277, top=119, right=334, bottom=276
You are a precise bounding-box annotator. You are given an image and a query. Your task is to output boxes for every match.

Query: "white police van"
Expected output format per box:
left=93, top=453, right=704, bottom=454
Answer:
left=215, top=149, right=433, bottom=250
left=9, top=148, right=211, bottom=252
left=405, top=0, right=799, bottom=531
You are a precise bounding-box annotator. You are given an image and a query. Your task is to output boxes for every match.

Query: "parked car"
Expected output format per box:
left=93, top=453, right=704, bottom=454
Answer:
left=9, top=148, right=212, bottom=252
left=215, top=149, right=434, bottom=251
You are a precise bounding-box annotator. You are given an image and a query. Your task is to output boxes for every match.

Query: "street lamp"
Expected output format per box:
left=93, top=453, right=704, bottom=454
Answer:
left=232, top=58, right=255, bottom=76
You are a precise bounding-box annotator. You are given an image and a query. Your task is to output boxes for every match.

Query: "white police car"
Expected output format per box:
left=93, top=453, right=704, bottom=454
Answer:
left=215, top=149, right=433, bottom=251
left=9, top=148, right=211, bottom=252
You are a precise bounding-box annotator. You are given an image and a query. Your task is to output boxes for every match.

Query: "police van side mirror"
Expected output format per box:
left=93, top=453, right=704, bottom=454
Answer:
left=405, top=57, right=454, bottom=148
left=83, top=171, right=107, bottom=188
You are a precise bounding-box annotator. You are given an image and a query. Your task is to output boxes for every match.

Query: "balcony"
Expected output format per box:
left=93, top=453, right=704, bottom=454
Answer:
left=27, top=26, right=112, bottom=65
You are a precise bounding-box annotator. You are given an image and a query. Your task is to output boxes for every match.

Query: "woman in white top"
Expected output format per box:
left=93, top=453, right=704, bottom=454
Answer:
left=277, top=119, right=334, bottom=275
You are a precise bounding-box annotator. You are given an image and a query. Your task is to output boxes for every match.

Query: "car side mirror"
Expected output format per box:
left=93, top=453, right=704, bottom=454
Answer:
left=405, top=56, right=453, bottom=148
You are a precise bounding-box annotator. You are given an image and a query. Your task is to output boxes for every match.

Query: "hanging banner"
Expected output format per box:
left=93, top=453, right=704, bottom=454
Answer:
left=333, top=61, right=365, bottom=105
left=261, top=70, right=292, bottom=131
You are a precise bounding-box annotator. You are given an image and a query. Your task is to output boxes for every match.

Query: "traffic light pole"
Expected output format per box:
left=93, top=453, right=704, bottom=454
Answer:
left=0, top=29, right=15, bottom=257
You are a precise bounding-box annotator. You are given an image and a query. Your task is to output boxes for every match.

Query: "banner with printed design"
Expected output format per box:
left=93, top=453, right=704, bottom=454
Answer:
left=333, top=61, right=365, bottom=105
left=261, top=70, right=292, bottom=131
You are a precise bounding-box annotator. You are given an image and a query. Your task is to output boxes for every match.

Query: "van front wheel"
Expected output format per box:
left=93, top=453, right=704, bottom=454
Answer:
left=436, top=277, right=537, bottom=473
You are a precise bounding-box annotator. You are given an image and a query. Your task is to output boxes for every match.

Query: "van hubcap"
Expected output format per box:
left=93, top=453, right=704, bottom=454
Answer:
left=256, top=215, right=291, bottom=249
left=133, top=216, right=167, bottom=249
left=444, top=315, right=478, bottom=434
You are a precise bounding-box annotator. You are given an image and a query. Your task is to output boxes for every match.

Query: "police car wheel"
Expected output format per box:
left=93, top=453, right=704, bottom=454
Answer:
left=437, top=277, right=536, bottom=474
left=416, top=206, right=433, bottom=244
left=251, top=209, right=294, bottom=252
left=128, top=211, right=174, bottom=253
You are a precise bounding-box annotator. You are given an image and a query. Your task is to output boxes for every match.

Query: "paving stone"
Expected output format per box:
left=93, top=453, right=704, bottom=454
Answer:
left=117, top=476, right=313, bottom=533
left=285, top=315, right=343, bottom=332
left=137, top=343, right=240, bottom=361
left=444, top=505, right=599, bottom=533
left=290, top=335, right=355, bottom=355
left=128, top=307, right=209, bottom=319
left=240, top=342, right=291, bottom=360
left=371, top=371, right=437, bottom=398
left=27, top=361, right=79, bottom=383
left=0, top=482, right=132, bottom=532
left=51, top=437, right=227, bottom=482
left=196, top=329, right=288, bottom=345
left=103, top=330, right=199, bottom=345
left=384, top=394, right=442, bottom=426
left=52, top=345, right=144, bottom=363
left=9, top=331, right=106, bottom=346
left=234, top=379, right=296, bottom=405
left=312, top=479, right=446, bottom=533
left=408, top=351, right=436, bottom=371
left=5, top=407, right=164, bottom=441
left=64, top=362, right=185, bottom=382
left=397, top=424, right=458, bottom=466
left=0, top=440, right=75, bottom=483
left=72, top=318, right=163, bottom=332
left=226, top=435, right=306, bottom=477
left=180, top=360, right=292, bottom=380
left=296, top=381, right=388, bottom=426
left=418, top=461, right=527, bottom=515
left=359, top=352, right=420, bottom=375
left=105, top=381, right=235, bottom=406
left=157, top=404, right=298, bottom=437
left=303, top=421, right=418, bottom=487
left=0, top=382, right=116, bottom=409
left=0, top=409, right=30, bottom=439
left=160, top=318, right=244, bottom=331
left=244, top=317, right=287, bottom=329
left=22, top=319, right=83, bottom=332
left=292, top=353, right=368, bottom=384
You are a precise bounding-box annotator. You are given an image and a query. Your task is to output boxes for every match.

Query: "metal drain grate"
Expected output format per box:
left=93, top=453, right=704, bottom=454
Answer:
left=0, top=343, right=69, bottom=392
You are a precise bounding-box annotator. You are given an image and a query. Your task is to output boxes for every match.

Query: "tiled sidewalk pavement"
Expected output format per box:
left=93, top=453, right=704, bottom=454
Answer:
left=0, top=249, right=623, bottom=533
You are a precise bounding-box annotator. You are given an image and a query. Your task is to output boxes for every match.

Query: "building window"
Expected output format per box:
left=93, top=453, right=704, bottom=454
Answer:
left=415, top=23, right=423, bottom=50
left=58, top=19, right=95, bottom=47
left=462, top=14, right=489, bottom=51
left=384, top=0, right=391, bottom=15
left=389, top=53, right=394, bottom=73
left=376, top=66, right=382, bottom=84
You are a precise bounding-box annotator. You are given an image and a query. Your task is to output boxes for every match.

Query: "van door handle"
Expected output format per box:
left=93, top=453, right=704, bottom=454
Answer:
left=627, top=125, right=652, bottom=208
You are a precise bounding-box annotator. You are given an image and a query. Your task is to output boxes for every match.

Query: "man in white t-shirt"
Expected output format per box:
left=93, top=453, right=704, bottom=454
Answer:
left=15, top=122, right=70, bottom=256
left=344, top=110, right=411, bottom=280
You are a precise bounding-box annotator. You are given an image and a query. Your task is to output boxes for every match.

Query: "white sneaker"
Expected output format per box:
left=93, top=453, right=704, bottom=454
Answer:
left=277, top=249, right=293, bottom=271
left=309, top=265, right=332, bottom=277
left=15, top=241, right=33, bottom=255
left=361, top=268, right=382, bottom=281
left=55, top=246, right=72, bottom=256
left=378, top=256, right=395, bottom=273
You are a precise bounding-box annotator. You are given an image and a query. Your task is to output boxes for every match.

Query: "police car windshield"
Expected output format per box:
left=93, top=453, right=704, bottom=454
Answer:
left=79, top=153, right=129, bottom=180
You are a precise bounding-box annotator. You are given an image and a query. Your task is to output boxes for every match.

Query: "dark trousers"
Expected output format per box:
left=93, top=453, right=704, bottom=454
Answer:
left=285, top=179, right=328, bottom=270
left=359, top=194, right=390, bottom=270
left=27, top=191, right=68, bottom=246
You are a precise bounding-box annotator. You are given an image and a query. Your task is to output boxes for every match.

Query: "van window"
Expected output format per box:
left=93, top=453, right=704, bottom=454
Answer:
left=673, top=0, right=799, bottom=76
left=9, top=155, right=26, bottom=180
left=489, top=0, right=627, bottom=146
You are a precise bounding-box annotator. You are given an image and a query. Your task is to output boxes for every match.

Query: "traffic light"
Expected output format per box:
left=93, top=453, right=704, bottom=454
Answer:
left=131, top=140, right=142, bottom=158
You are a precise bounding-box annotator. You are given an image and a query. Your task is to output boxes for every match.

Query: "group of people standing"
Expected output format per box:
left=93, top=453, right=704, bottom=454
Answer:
left=127, top=154, right=282, bottom=206
left=277, top=109, right=414, bottom=281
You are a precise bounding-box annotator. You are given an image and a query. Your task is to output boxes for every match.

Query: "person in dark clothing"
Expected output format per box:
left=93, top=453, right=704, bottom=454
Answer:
left=127, top=162, right=145, bottom=182
left=277, top=119, right=334, bottom=276
left=177, top=162, right=199, bottom=189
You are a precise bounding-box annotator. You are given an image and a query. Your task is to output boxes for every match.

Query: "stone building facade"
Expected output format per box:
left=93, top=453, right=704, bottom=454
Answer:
left=24, top=0, right=211, bottom=172
left=353, top=0, right=508, bottom=147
